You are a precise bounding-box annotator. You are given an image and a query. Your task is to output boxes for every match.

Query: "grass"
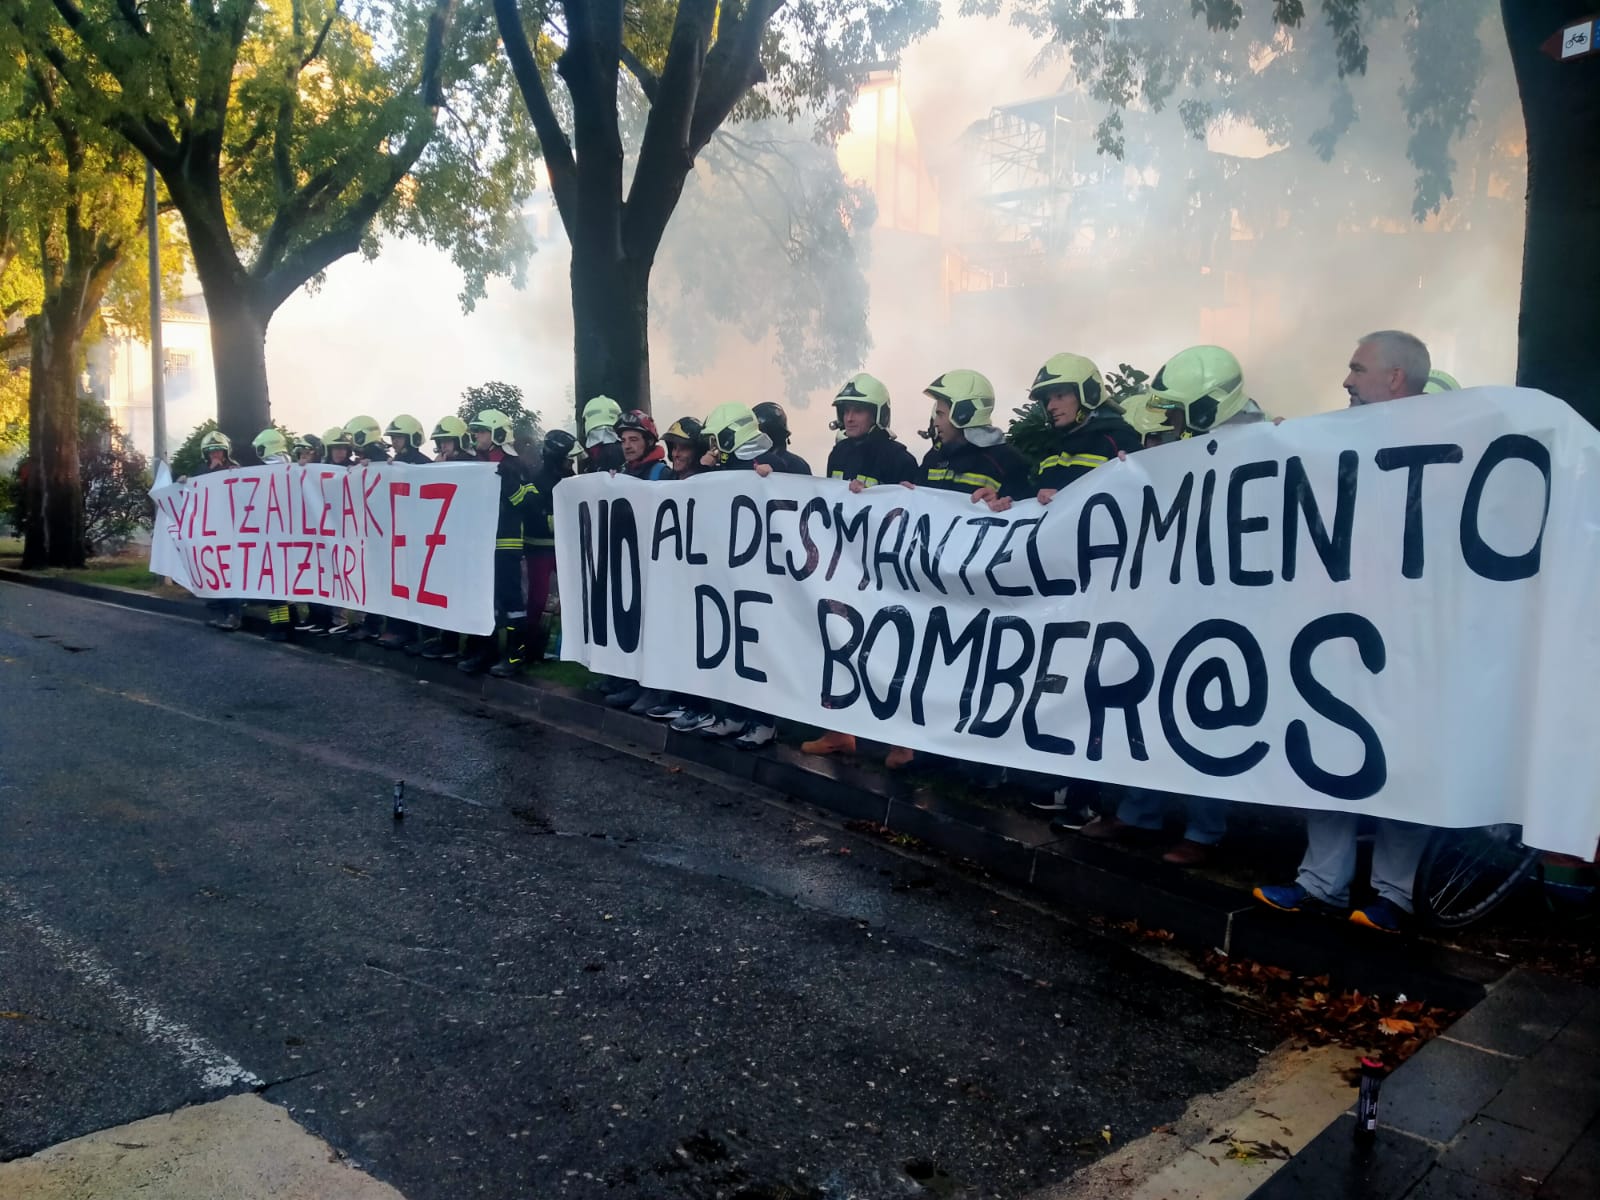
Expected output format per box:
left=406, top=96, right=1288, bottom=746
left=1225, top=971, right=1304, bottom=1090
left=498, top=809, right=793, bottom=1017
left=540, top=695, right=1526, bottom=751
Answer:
left=524, top=659, right=596, bottom=689
left=62, top=562, right=167, bottom=591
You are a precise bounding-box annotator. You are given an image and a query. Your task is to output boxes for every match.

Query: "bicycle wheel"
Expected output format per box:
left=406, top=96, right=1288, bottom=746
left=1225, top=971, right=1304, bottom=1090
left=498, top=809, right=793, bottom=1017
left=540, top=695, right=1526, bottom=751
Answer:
left=1413, top=825, right=1541, bottom=930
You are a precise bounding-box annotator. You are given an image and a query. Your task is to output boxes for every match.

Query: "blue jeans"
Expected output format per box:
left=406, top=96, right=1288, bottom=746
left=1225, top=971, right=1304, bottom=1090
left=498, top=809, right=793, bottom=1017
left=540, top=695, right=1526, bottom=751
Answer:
left=1116, top=788, right=1228, bottom=846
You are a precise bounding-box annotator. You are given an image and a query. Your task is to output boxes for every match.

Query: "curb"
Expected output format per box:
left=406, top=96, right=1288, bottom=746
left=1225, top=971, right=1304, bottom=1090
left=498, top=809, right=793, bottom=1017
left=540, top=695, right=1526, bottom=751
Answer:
left=0, top=567, right=1507, bottom=1008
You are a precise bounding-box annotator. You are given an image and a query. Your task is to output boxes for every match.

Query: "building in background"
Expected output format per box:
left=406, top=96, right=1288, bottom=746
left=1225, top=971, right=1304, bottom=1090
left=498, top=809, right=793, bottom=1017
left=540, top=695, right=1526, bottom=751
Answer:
left=84, top=291, right=214, bottom=463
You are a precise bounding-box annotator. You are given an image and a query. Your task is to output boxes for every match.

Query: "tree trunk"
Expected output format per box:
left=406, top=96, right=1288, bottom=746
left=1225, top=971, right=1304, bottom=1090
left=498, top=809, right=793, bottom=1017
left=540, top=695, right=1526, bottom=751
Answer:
left=1501, top=0, right=1600, bottom=428
left=570, top=243, right=651, bottom=417
left=188, top=230, right=271, bottom=459
left=21, top=309, right=85, bottom=569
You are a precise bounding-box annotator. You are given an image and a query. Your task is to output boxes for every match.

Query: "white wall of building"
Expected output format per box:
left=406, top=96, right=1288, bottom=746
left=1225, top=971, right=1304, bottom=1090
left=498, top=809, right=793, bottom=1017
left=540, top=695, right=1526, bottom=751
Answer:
left=87, top=300, right=216, bottom=462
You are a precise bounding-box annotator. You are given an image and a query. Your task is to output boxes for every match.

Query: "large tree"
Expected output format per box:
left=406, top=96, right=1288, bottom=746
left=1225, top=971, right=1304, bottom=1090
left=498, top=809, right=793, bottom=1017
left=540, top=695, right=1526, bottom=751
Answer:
left=986, top=0, right=1599, bottom=424
left=21, top=0, right=539, bottom=455
left=491, top=0, right=939, bottom=413
left=1, top=28, right=152, bottom=566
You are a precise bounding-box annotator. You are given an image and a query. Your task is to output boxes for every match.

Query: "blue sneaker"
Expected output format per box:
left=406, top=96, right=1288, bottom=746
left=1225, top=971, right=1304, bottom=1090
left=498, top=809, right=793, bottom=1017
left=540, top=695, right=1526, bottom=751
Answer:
left=1252, top=883, right=1343, bottom=916
left=1350, top=898, right=1406, bottom=933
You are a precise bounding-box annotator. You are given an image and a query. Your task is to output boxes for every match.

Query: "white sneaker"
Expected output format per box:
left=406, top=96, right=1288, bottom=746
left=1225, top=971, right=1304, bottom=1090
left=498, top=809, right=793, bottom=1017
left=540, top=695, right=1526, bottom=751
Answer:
left=700, top=717, right=746, bottom=739
left=733, top=723, right=776, bottom=750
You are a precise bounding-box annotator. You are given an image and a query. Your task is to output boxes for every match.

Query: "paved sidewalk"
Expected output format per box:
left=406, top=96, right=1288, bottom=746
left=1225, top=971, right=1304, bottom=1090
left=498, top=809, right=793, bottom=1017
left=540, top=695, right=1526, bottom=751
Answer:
left=1248, top=969, right=1600, bottom=1199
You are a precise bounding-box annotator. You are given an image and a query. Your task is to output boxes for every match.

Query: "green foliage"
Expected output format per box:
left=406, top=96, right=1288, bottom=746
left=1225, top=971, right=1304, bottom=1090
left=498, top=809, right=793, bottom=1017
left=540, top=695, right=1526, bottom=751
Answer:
left=0, top=364, right=26, bottom=453
left=5, top=403, right=154, bottom=553
left=656, top=124, right=878, bottom=404
left=79, top=403, right=153, bottom=554
left=458, top=382, right=544, bottom=452
left=985, top=0, right=1494, bottom=223
left=169, top=419, right=225, bottom=482
left=169, top=417, right=295, bottom=474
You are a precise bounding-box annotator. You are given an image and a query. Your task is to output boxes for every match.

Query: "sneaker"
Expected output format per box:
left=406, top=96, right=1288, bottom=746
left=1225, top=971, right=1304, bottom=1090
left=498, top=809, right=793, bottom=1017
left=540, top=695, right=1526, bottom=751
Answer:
left=800, top=731, right=856, bottom=756
left=488, top=656, right=523, bottom=678
left=327, top=621, right=352, bottom=636
left=377, top=632, right=409, bottom=650
left=1350, top=898, right=1406, bottom=933
left=734, top=723, right=777, bottom=750
left=670, top=710, right=715, bottom=733
left=1047, top=804, right=1100, bottom=831
left=208, top=613, right=241, bottom=632
left=700, top=717, right=747, bottom=739
left=1252, top=883, right=1343, bottom=917
left=604, top=684, right=642, bottom=709
left=647, top=700, right=689, bottom=721
left=628, top=689, right=667, bottom=716
left=1077, top=815, right=1135, bottom=842
left=418, top=639, right=445, bottom=660
left=293, top=619, right=322, bottom=633
left=1031, top=787, right=1079, bottom=812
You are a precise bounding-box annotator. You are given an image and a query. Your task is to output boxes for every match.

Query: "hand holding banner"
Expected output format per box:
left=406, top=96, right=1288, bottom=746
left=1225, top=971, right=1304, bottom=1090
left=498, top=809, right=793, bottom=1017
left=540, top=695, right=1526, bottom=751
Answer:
left=149, top=461, right=501, bottom=634
left=556, top=388, right=1600, bottom=856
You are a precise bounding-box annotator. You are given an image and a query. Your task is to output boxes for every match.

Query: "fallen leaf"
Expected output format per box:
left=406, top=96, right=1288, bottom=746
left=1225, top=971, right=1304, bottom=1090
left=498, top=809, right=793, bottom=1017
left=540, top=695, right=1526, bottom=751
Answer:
left=1378, top=1018, right=1417, bottom=1036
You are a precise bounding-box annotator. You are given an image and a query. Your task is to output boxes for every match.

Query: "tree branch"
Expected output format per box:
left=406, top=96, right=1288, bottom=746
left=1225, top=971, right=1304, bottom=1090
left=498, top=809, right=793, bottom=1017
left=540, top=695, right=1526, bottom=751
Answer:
left=256, top=0, right=457, bottom=311
left=618, top=42, right=659, bottom=102
left=301, top=6, right=339, bottom=70
left=492, top=0, right=577, bottom=224
left=689, top=0, right=784, bottom=154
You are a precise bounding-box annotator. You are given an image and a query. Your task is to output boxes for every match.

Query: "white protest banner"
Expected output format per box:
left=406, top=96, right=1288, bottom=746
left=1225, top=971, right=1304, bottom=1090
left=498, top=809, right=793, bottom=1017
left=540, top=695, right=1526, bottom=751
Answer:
left=150, top=461, right=500, bottom=633
left=556, top=388, right=1600, bottom=856
left=147, top=461, right=195, bottom=590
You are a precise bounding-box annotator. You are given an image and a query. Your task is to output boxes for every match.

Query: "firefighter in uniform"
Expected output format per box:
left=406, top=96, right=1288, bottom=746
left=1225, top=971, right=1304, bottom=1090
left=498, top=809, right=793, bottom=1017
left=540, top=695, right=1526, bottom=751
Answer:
left=578, top=396, right=626, bottom=474
left=1078, top=344, right=1269, bottom=865
left=336, top=416, right=387, bottom=640
left=288, top=433, right=331, bottom=634
left=375, top=415, right=432, bottom=650
left=879, top=369, right=1031, bottom=770
left=410, top=416, right=475, bottom=659
left=521, top=429, right=575, bottom=666
left=804, top=374, right=916, bottom=757
left=459, top=409, right=530, bottom=676
left=252, top=428, right=295, bottom=642
left=825, top=372, right=917, bottom=491
left=199, top=429, right=243, bottom=631
left=752, top=401, right=812, bottom=474
left=324, top=426, right=355, bottom=467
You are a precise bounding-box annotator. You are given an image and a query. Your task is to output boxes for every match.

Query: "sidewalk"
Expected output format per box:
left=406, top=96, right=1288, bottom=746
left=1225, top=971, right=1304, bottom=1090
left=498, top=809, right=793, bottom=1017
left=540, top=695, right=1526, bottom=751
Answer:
left=1248, top=969, right=1600, bottom=1200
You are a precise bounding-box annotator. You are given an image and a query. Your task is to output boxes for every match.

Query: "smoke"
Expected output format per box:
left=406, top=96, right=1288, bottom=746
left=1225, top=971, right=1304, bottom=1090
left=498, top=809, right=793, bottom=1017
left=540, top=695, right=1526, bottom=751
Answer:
left=263, top=1, right=1524, bottom=471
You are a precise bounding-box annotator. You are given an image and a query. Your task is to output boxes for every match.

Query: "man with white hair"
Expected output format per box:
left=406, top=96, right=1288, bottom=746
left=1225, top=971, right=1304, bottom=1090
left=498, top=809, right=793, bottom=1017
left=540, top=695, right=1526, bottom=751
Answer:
left=1255, top=331, right=1436, bottom=933
left=1342, top=330, right=1431, bottom=407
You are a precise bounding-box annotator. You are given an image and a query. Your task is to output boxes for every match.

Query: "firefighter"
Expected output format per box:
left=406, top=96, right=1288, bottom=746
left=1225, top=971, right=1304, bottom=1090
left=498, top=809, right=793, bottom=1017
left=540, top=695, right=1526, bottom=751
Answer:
left=199, top=429, right=243, bottom=631
left=521, top=429, right=576, bottom=667
left=1077, top=344, right=1267, bottom=866
left=385, top=414, right=432, bottom=465
left=669, top=401, right=810, bottom=748
left=429, top=415, right=473, bottom=462
left=802, top=375, right=916, bottom=757
left=880, top=369, right=1031, bottom=770
left=287, top=433, right=332, bottom=634
left=602, top=410, right=673, bottom=710
left=578, top=395, right=626, bottom=473
left=323, top=427, right=355, bottom=466
left=409, top=416, right=476, bottom=660
left=374, top=415, right=433, bottom=650
left=979, top=353, right=1141, bottom=512
left=291, top=432, right=323, bottom=465
left=346, top=414, right=389, bottom=464
left=615, top=410, right=672, bottom=480
left=459, top=409, right=530, bottom=676
left=251, top=428, right=295, bottom=642
left=335, top=416, right=388, bottom=640
left=664, top=417, right=708, bottom=478
left=1423, top=368, right=1459, bottom=394
left=753, top=401, right=812, bottom=474
left=825, top=372, right=917, bottom=492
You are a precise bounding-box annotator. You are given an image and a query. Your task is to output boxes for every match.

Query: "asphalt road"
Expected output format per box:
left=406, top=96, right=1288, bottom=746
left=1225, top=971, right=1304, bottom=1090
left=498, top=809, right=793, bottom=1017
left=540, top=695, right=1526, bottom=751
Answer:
left=0, top=582, right=1273, bottom=1199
